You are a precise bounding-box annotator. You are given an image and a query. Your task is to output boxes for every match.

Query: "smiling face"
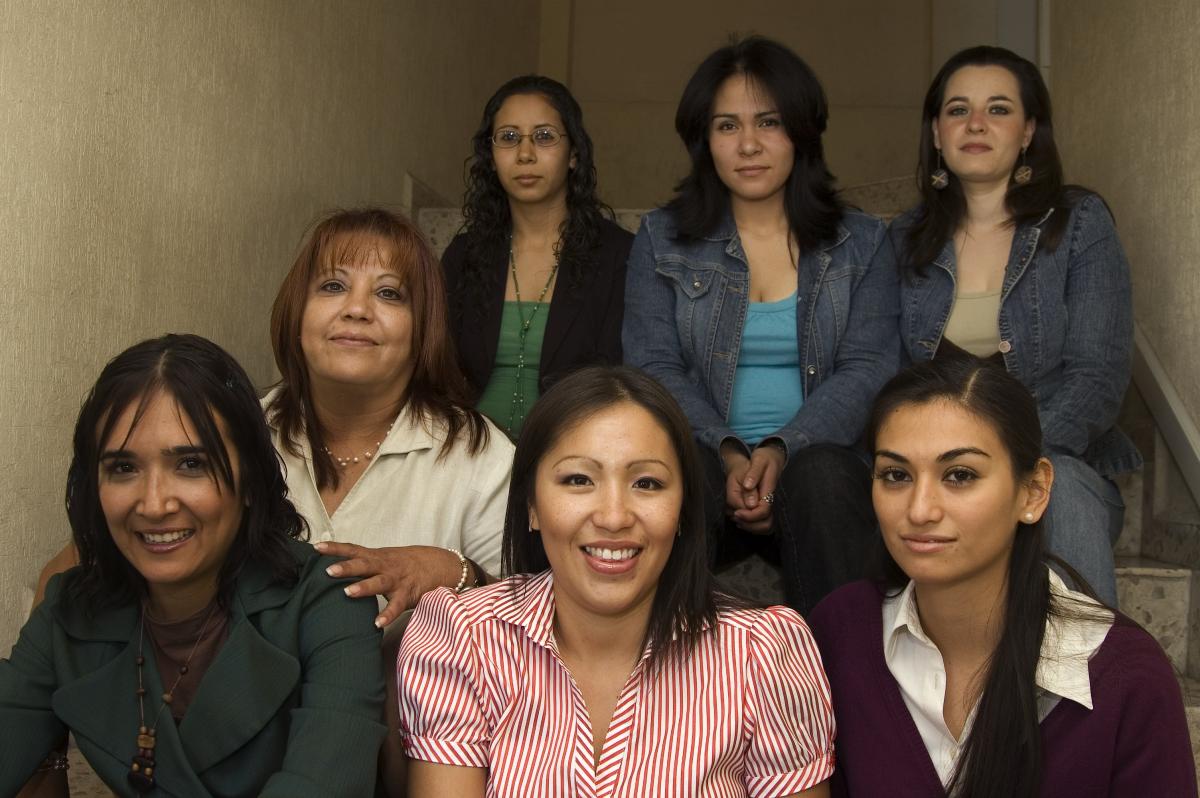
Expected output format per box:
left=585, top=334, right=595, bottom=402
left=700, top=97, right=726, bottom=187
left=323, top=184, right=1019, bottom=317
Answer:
left=708, top=74, right=795, bottom=206
left=299, top=235, right=414, bottom=398
left=99, top=391, right=243, bottom=619
left=872, top=399, right=1051, bottom=593
left=491, top=92, right=575, bottom=208
left=933, top=64, right=1035, bottom=189
left=527, top=401, right=683, bottom=626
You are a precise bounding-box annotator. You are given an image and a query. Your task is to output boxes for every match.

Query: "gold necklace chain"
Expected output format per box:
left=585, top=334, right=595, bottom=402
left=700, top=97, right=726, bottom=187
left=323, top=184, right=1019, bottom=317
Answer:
left=507, top=237, right=559, bottom=434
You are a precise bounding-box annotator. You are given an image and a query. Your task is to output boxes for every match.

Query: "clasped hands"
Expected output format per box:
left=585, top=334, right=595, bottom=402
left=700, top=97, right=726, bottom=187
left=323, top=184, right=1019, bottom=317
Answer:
left=720, top=440, right=786, bottom=534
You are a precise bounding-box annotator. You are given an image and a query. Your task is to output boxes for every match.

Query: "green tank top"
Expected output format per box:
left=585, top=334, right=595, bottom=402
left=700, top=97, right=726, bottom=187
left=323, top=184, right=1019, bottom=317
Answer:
left=477, top=301, right=548, bottom=436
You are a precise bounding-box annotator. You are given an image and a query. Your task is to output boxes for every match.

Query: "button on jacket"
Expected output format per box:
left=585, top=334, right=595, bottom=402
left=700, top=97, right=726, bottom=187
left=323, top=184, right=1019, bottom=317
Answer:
left=892, top=193, right=1140, bottom=477
left=623, top=207, right=900, bottom=458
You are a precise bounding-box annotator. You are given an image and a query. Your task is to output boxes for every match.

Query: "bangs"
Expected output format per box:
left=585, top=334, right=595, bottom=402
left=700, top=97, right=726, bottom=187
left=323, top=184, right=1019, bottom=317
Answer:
left=308, top=225, right=423, bottom=287
left=95, top=383, right=237, bottom=492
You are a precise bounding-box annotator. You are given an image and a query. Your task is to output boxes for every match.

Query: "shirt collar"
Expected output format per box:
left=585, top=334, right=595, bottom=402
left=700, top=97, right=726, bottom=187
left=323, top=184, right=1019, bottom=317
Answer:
left=883, top=569, right=1113, bottom=711
left=701, top=208, right=851, bottom=253
left=492, top=570, right=558, bottom=650
left=261, top=386, right=437, bottom=459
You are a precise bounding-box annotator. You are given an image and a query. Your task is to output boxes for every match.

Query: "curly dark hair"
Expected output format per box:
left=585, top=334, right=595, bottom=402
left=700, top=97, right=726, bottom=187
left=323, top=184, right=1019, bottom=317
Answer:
left=459, top=75, right=613, bottom=304
left=66, top=334, right=306, bottom=613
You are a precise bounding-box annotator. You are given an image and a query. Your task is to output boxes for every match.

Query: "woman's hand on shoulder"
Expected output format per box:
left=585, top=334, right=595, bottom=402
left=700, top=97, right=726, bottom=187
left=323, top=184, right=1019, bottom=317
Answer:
left=315, top=543, right=465, bottom=628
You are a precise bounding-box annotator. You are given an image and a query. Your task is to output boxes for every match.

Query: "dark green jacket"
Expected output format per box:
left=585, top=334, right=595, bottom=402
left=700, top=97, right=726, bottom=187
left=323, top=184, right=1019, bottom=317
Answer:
left=0, top=539, right=385, bottom=796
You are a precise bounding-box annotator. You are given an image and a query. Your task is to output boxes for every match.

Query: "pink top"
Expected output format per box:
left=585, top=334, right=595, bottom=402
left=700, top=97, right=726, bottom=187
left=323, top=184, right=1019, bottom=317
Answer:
left=398, top=572, right=835, bottom=798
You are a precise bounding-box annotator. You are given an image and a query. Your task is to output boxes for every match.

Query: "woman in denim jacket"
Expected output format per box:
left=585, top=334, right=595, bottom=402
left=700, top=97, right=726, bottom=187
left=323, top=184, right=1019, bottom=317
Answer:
left=890, top=46, right=1137, bottom=605
left=624, top=37, right=900, bottom=615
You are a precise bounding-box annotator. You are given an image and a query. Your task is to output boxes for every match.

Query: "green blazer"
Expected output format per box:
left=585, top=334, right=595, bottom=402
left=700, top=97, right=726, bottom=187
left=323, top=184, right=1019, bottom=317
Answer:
left=0, top=539, right=386, bottom=797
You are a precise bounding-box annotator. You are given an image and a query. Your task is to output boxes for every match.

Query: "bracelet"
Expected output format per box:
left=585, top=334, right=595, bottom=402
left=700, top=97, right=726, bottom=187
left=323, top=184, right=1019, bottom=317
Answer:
left=448, top=548, right=472, bottom=593
left=36, top=752, right=69, bottom=772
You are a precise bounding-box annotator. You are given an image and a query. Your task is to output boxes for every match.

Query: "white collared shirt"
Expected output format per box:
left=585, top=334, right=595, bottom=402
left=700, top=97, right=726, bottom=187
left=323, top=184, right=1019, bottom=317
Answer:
left=265, top=391, right=513, bottom=578
left=882, top=569, right=1114, bottom=786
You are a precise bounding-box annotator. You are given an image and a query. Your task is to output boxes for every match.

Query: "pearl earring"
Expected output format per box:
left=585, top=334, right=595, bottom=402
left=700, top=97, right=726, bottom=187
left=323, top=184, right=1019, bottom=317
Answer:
left=1023, top=512, right=1035, bottom=522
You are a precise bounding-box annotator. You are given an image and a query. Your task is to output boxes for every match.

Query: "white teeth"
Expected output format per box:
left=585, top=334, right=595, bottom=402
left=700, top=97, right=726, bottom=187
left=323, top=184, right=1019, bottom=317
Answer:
left=141, top=530, right=193, bottom=544
left=583, top=546, right=638, bottom=562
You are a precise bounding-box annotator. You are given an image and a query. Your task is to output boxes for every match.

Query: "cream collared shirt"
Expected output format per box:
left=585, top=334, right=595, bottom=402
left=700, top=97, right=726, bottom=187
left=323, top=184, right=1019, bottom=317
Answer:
left=882, top=569, right=1114, bottom=786
left=266, top=393, right=513, bottom=578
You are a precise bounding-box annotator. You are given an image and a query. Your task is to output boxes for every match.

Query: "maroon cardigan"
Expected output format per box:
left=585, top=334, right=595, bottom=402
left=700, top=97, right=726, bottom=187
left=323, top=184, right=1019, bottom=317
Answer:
left=808, top=580, right=1197, bottom=797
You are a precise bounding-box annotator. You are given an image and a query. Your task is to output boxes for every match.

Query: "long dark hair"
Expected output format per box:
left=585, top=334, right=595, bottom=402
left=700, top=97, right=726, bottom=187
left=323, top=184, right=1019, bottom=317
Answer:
left=459, top=75, right=613, bottom=302
left=905, top=45, right=1088, bottom=275
left=65, top=334, right=306, bottom=612
left=268, top=207, right=489, bottom=491
left=666, top=36, right=843, bottom=249
left=502, top=366, right=738, bottom=667
left=868, top=355, right=1107, bottom=797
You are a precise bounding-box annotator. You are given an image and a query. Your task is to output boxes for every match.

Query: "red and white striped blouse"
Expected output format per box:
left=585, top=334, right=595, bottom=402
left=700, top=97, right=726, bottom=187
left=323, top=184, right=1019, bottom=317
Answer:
left=398, top=571, right=835, bottom=797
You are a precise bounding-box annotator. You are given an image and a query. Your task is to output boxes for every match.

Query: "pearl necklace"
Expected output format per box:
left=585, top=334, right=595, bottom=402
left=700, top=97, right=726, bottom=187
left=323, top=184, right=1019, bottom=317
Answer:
left=506, top=237, right=559, bottom=434
left=322, top=422, right=394, bottom=468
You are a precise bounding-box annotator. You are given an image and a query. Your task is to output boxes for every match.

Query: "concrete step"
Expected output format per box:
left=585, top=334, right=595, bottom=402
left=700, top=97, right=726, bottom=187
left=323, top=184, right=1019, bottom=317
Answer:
left=1116, top=556, right=1191, bottom=673
left=1114, top=470, right=1144, bottom=557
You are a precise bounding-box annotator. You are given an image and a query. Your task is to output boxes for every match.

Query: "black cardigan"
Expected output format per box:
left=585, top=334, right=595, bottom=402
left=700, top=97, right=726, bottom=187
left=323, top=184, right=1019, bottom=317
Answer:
left=441, top=217, right=633, bottom=397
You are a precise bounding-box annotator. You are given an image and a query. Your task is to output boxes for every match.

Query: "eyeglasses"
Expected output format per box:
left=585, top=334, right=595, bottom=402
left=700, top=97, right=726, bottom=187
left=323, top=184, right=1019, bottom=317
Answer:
left=490, top=126, right=565, bottom=148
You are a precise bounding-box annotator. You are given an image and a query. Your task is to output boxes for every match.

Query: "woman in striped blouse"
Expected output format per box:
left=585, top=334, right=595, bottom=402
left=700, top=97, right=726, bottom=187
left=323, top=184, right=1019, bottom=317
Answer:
left=398, top=366, right=834, bottom=797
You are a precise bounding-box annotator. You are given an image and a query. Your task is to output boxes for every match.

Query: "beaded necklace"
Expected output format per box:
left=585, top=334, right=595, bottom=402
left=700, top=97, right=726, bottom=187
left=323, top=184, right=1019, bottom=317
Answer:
left=505, top=237, right=559, bottom=433
left=322, top=421, right=394, bottom=468
left=128, top=601, right=221, bottom=793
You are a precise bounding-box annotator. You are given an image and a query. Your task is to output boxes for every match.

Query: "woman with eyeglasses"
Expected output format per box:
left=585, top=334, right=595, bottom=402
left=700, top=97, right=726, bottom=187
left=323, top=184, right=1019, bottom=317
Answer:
left=441, top=75, right=633, bottom=438
left=623, top=37, right=900, bottom=615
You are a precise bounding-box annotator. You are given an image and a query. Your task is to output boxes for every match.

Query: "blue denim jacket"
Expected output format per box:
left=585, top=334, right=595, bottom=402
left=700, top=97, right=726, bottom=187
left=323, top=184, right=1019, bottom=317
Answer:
left=623, top=207, right=900, bottom=458
left=892, top=193, right=1140, bottom=476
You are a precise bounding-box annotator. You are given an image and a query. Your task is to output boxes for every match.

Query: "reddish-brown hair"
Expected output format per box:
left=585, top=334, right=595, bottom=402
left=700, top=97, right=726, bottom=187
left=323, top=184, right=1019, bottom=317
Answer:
left=267, top=207, right=488, bottom=490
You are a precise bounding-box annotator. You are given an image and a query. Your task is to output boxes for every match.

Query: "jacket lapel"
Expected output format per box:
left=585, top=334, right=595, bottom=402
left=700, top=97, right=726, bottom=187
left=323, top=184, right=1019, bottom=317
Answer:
left=177, top=564, right=301, bottom=774
left=51, top=604, right=211, bottom=797
left=539, top=263, right=592, bottom=378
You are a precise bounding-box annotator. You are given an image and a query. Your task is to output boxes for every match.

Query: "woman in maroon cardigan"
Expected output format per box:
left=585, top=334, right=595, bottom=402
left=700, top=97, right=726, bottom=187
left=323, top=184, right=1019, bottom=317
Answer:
left=809, top=356, right=1195, bottom=798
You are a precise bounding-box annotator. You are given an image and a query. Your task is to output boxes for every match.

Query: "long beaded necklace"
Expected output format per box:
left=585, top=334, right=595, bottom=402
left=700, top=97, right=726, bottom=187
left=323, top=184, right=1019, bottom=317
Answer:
left=321, top=421, right=394, bottom=468
left=507, top=236, right=559, bottom=433
left=128, top=601, right=221, bottom=793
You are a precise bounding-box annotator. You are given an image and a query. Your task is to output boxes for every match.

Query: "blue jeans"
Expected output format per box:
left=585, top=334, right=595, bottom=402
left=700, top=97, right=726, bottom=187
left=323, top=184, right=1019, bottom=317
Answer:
left=1045, top=453, right=1124, bottom=606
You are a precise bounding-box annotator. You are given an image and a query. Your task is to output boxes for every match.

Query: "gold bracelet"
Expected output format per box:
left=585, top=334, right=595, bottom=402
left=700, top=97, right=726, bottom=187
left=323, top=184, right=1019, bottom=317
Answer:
left=448, top=548, right=472, bottom=593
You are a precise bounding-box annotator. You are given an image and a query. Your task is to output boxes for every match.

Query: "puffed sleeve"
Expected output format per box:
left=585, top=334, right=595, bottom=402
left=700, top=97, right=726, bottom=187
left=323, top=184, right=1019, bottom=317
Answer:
left=743, top=607, right=836, bottom=797
left=0, top=580, right=68, bottom=794
left=398, top=587, right=490, bottom=768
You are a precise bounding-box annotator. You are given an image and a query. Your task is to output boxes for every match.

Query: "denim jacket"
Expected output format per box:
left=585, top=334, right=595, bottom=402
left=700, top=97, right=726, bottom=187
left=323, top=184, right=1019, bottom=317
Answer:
left=892, top=193, right=1140, bottom=477
left=623, top=207, right=900, bottom=458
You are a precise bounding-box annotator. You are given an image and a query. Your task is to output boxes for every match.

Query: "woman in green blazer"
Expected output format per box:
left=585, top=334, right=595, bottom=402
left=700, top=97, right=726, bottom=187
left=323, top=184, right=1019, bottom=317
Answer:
left=0, top=334, right=385, bottom=797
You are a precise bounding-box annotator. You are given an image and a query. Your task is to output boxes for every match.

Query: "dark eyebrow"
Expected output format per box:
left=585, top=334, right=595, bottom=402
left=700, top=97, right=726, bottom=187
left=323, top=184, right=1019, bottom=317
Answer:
left=944, top=94, right=1015, bottom=106
left=874, top=447, right=991, bottom=463
left=99, top=445, right=207, bottom=461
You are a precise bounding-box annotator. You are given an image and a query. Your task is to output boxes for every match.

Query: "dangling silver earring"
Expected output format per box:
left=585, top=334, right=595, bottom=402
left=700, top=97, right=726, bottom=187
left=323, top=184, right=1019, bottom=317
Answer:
left=930, top=150, right=949, bottom=190
left=1014, top=146, right=1033, bottom=185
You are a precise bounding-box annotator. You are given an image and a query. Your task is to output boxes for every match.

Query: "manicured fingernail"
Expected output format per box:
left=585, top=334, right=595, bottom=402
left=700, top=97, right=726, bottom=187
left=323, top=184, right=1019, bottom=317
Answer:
left=344, top=586, right=357, bottom=597
left=375, top=617, right=386, bottom=629
left=743, top=479, right=754, bottom=488
left=326, top=565, right=340, bottom=577
left=313, top=542, right=328, bottom=551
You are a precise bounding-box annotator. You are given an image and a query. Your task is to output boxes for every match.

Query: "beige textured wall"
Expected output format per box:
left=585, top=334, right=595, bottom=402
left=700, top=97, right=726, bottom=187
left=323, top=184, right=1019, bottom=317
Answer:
left=1051, top=2, right=1200, bottom=429
left=0, top=1, right=536, bottom=653
left=568, top=0, right=933, bottom=208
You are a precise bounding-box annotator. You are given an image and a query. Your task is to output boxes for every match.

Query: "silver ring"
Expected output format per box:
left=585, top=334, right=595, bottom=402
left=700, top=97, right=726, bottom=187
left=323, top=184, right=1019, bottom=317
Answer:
left=762, top=492, right=775, bottom=505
